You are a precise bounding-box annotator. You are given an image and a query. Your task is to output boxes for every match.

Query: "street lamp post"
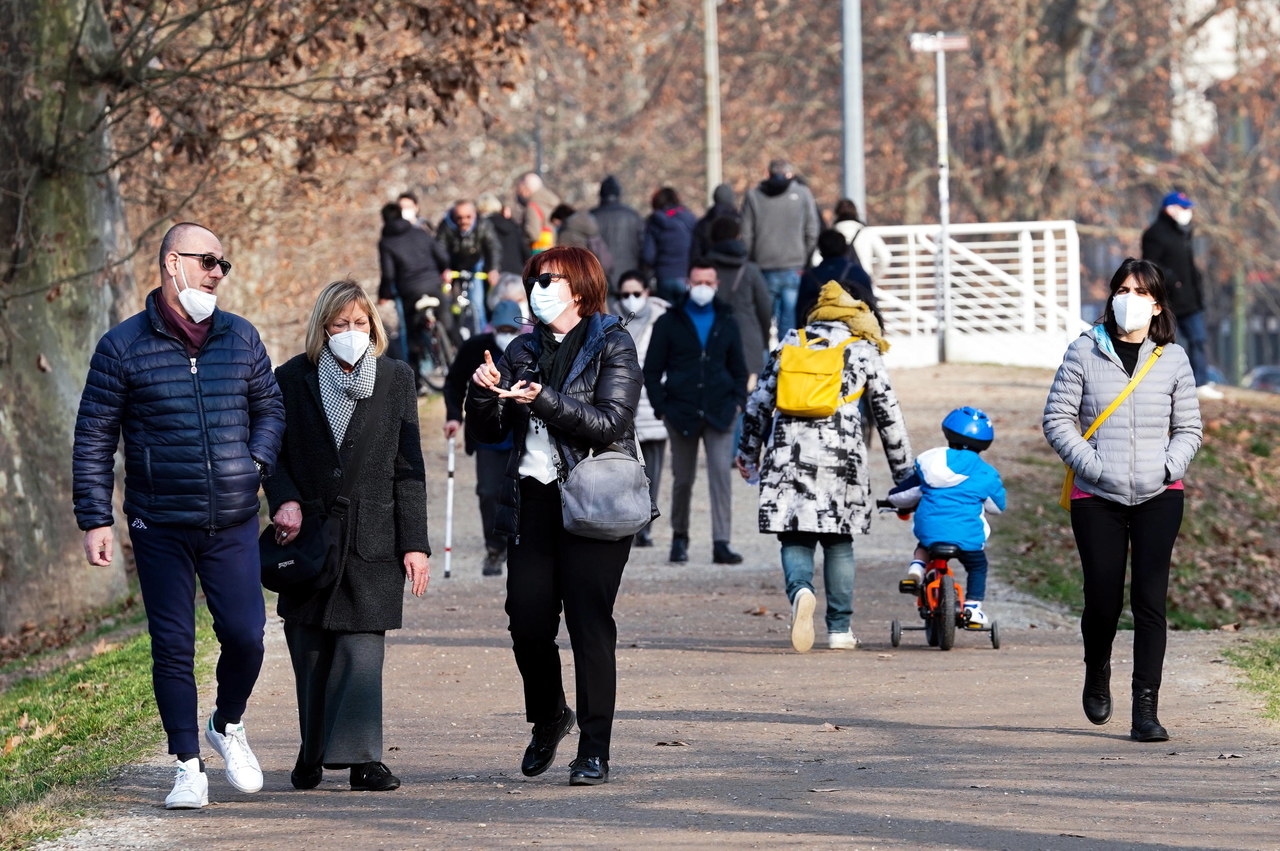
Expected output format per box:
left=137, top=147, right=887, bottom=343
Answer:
left=910, top=31, right=968, bottom=363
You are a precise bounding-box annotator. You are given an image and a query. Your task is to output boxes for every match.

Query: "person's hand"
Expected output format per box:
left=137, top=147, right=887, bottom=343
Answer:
left=404, top=552, right=430, bottom=597
left=442, top=269, right=454, bottom=284
left=495, top=379, right=542, bottom=404
left=84, top=527, right=113, bottom=566
left=444, top=420, right=461, bottom=439
left=734, top=455, right=752, bottom=480
left=472, top=349, right=502, bottom=390
left=273, top=501, right=303, bottom=543
left=378, top=298, right=393, bottom=306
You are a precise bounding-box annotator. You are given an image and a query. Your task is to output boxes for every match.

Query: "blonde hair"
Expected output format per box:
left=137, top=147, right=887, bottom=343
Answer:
left=305, top=279, right=388, bottom=364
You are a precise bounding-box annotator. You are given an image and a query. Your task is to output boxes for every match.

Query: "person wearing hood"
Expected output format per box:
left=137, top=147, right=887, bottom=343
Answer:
left=550, top=203, right=612, bottom=280
left=378, top=202, right=451, bottom=394
left=641, top=186, right=698, bottom=304
left=591, top=176, right=644, bottom=294
left=644, top=259, right=748, bottom=565
left=1140, top=191, right=1221, bottom=400
left=614, top=270, right=671, bottom=547
left=735, top=281, right=914, bottom=653
left=690, top=183, right=741, bottom=265
left=438, top=199, right=503, bottom=331
left=740, top=158, right=820, bottom=336
left=815, top=198, right=892, bottom=283
left=704, top=216, right=771, bottom=383
left=796, top=229, right=878, bottom=332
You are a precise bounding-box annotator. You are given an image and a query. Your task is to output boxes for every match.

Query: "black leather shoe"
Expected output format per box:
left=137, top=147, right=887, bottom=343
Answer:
left=350, top=761, right=400, bottom=791
left=1130, top=686, right=1169, bottom=742
left=713, top=541, right=743, bottom=564
left=291, top=758, right=322, bottom=790
left=569, top=755, right=609, bottom=786
left=1082, top=661, right=1112, bottom=725
left=482, top=547, right=505, bottom=576
left=634, top=530, right=653, bottom=547
left=521, top=707, right=576, bottom=777
left=669, top=535, right=689, bottom=563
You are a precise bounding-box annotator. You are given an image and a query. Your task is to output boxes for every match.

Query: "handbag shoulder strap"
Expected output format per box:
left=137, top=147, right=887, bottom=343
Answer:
left=1081, top=346, right=1163, bottom=441
left=332, top=363, right=392, bottom=516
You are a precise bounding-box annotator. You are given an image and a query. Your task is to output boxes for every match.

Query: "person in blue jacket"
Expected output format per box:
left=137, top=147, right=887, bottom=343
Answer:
left=886, top=407, right=1006, bottom=627
left=72, top=223, right=285, bottom=810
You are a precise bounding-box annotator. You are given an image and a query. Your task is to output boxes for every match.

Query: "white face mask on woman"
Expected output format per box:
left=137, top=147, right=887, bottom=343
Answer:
left=494, top=331, right=518, bottom=351
left=620, top=294, right=647, bottom=314
left=172, top=262, right=217, bottom=323
left=328, top=330, right=371, bottom=366
left=530, top=282, right=569, bottom=325
left=1112, top=292, right=1155, bottom=334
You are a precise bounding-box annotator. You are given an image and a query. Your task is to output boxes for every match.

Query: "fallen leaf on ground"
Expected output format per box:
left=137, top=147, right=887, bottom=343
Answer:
left=819, top=722, right=846, bottom=732
left=744, top=605, right=768, bottom=616
left=655, top=740, right=689, bottom=747
left=1218, top=753, right=1244, bottom=759
left=1218, top=623, right=1242, bottom=632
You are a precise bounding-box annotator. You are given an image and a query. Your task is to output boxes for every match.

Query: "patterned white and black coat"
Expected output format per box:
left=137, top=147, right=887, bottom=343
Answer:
left=737, top=320, right=914, bottom=535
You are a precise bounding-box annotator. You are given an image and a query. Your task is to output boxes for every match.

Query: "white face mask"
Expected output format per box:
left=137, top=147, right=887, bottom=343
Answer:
left=620, top=294, right=646, bottom=314
left=328, top=329, right=371, bottom=366
left=401, top=207, right=417, bottom=223
left=1170, top=207, right=1193, bottom=227
left=172, top=262, right=217, bottom=323
left=688, top=284, right=716, bottom=307
left=1112, top=292, right=1156, bottom=334
left=494, top=331, right=518, bottom=351
left=530, top=281, right=569, bottom=325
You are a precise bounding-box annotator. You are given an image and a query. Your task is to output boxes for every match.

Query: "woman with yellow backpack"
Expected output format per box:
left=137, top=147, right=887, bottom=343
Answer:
left=735, top=281, right=915, bottom=652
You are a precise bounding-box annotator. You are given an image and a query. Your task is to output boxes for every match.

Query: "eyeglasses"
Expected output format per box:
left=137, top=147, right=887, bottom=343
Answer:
left=527, top=272, right=569, bottom=289
left=176, top=252, right=232, bottom=276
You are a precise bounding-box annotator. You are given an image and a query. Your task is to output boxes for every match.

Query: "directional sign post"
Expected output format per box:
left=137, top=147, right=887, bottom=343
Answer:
left=910, top=31, right=969, bottom=363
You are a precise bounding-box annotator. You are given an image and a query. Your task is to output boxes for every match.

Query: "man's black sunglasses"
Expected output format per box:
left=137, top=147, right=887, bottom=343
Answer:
left=526, top=272, right=569, bottom=289
left=177, top=252, right=232, bottom=275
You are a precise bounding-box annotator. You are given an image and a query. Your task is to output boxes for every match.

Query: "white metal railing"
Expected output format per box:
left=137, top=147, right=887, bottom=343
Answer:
left=860, top=221, right=1086, bottom=369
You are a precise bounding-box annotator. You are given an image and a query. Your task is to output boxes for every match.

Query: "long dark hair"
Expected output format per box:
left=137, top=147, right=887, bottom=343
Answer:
left=1100, top=257, right=1176, bottom=346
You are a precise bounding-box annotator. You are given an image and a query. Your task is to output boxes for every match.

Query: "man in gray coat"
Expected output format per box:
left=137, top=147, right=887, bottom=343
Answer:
left=591, top=175, right=644, bottom=295
left=740, top=158, right=819, bottom=336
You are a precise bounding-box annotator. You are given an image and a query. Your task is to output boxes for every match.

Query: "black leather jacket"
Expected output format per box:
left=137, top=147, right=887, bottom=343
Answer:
left=465, top=312, right=643, bottom=536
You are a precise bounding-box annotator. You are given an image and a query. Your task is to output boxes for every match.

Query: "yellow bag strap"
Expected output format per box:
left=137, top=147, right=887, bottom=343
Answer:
left=1081, top=346, right=1163, bottom=441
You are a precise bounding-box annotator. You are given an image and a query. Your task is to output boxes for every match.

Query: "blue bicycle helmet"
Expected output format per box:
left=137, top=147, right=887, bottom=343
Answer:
left=941, top=406, right=994, bottom=452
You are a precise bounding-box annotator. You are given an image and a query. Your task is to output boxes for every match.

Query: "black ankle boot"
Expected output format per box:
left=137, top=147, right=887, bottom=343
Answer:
left=1082, top=661, right=1112, bottom=725
left=1130, top=686, right=1169, bottom=742
left=669, top=534, right=689, bottom=563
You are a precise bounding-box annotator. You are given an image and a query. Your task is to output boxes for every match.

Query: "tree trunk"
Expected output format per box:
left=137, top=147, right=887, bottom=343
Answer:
left=0, top=0, right=132, bottom=634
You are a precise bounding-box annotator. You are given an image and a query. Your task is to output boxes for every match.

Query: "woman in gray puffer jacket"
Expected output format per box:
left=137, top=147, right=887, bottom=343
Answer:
left=1043, top=258, right=1201, bottom=745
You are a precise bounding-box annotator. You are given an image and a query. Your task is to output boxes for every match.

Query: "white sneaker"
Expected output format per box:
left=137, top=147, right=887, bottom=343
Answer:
left=205, top=717, right=264, bottom=793
left=1197, top=383, right=1225, bottom=401
left=827, top=630, right=860, bottom=650
left=164, top=757, right=209, bottom=809
left=901, top=561, right=925, bottom=591
left=790, top=588, right=816, bottom=653
left=964, top=602, right=989, bottom=628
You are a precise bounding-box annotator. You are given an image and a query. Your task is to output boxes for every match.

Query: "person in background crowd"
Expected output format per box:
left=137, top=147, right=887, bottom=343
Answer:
left=796, top=229, right=879, bottom=332
left=266, top=279, right=430, bottom=793
left=642, top=187, right=698, bottom=305
left=736, top=281, right=913, bottom=653
left=479, top=192, right=532, bottom=314
left=1043, top=257, right=1202, bottom=744
left=444, top=299, right=527, bottom=576
left=1140, top=191, right=1222, bottom=400
left=515, top=172, right=562, bottom=253
left=592, top=175, right=645, bottom=296
left=73, top=222, right=285, bottom=809
left=828, top=198, right=892, bottom=283
left=614, top=270, right=670, bottom=548
left=550, top=203, right=613, bottom=283
left=690, top=183, right=740, bottom=265
left=398, top=192, right=431, bottom=232
left=704, top=217, right=771, bottom=388
left=740, top=158, right=819, bottom=336
left=438, top=199, right=503, bottom=330
left=466, top=246, right=644, bottom=787
left=378, top=202, right=451, bottom=394
left=644, top=259, right=748, bottom=566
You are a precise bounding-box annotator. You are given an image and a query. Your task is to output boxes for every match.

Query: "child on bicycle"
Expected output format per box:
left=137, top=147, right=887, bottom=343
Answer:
left=885, top=406, right=1006, bottom=627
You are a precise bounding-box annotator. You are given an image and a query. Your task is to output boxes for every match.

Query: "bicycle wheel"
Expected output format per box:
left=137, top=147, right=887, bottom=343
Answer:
left=936, top=580, right=957, bottom=651
left=423, top=328, right=453, bottom=392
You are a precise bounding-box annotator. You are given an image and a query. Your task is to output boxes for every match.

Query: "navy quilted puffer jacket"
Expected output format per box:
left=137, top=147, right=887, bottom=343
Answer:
left=73, top=289, right=285, bottom=531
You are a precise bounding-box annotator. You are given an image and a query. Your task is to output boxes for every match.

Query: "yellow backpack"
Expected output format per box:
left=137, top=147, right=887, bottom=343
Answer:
left=775, top=330, right=864, bottom=418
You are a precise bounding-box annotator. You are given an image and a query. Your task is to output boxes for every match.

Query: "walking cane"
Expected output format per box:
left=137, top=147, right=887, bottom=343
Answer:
left=444, top=434, right=455, bottom=578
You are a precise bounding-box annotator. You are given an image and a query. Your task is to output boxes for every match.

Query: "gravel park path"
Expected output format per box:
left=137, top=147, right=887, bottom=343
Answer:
left=36, top=364, right=1280, bottom=850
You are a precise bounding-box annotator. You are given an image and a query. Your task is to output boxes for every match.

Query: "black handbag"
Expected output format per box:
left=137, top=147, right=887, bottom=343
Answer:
left=260, top=370, right=389, bottom=593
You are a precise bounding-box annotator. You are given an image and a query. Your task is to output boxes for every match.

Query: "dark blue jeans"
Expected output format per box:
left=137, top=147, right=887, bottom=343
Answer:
left=1175, top=309, right=1210, bottom=387
left=130, top=514, right=265, bottom=754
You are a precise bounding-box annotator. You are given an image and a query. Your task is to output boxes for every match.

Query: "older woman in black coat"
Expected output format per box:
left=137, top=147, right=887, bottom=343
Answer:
left=467, top=246, right=644, bottom=787
left=264, top=279, right=430, bottom=792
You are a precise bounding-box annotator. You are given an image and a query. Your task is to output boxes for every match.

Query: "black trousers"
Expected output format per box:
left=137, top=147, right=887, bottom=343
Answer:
left=476, top=447, right=508, bottom=553
left=284, top=621, right=386, bottom=767
left=1071, top=488, right=1184, bottom=690
left=507, top=478, right=630, bottom=759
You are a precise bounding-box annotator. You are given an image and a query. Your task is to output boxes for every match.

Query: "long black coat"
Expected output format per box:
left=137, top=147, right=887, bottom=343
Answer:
left=643, top=299, right=748, bottom=435
left=1141, top=211, right=1204, bottom=317
left=263, top=354, right=430, bottom=632
left=465, top=312, right=644, bottom=537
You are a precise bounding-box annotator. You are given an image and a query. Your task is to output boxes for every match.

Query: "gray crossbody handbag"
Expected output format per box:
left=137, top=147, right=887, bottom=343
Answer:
left=558, top=443, right=656, bottom=541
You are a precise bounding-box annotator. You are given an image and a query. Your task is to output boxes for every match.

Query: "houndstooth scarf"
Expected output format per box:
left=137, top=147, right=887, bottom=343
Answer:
left=317, top=345, right=377, bottom=447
